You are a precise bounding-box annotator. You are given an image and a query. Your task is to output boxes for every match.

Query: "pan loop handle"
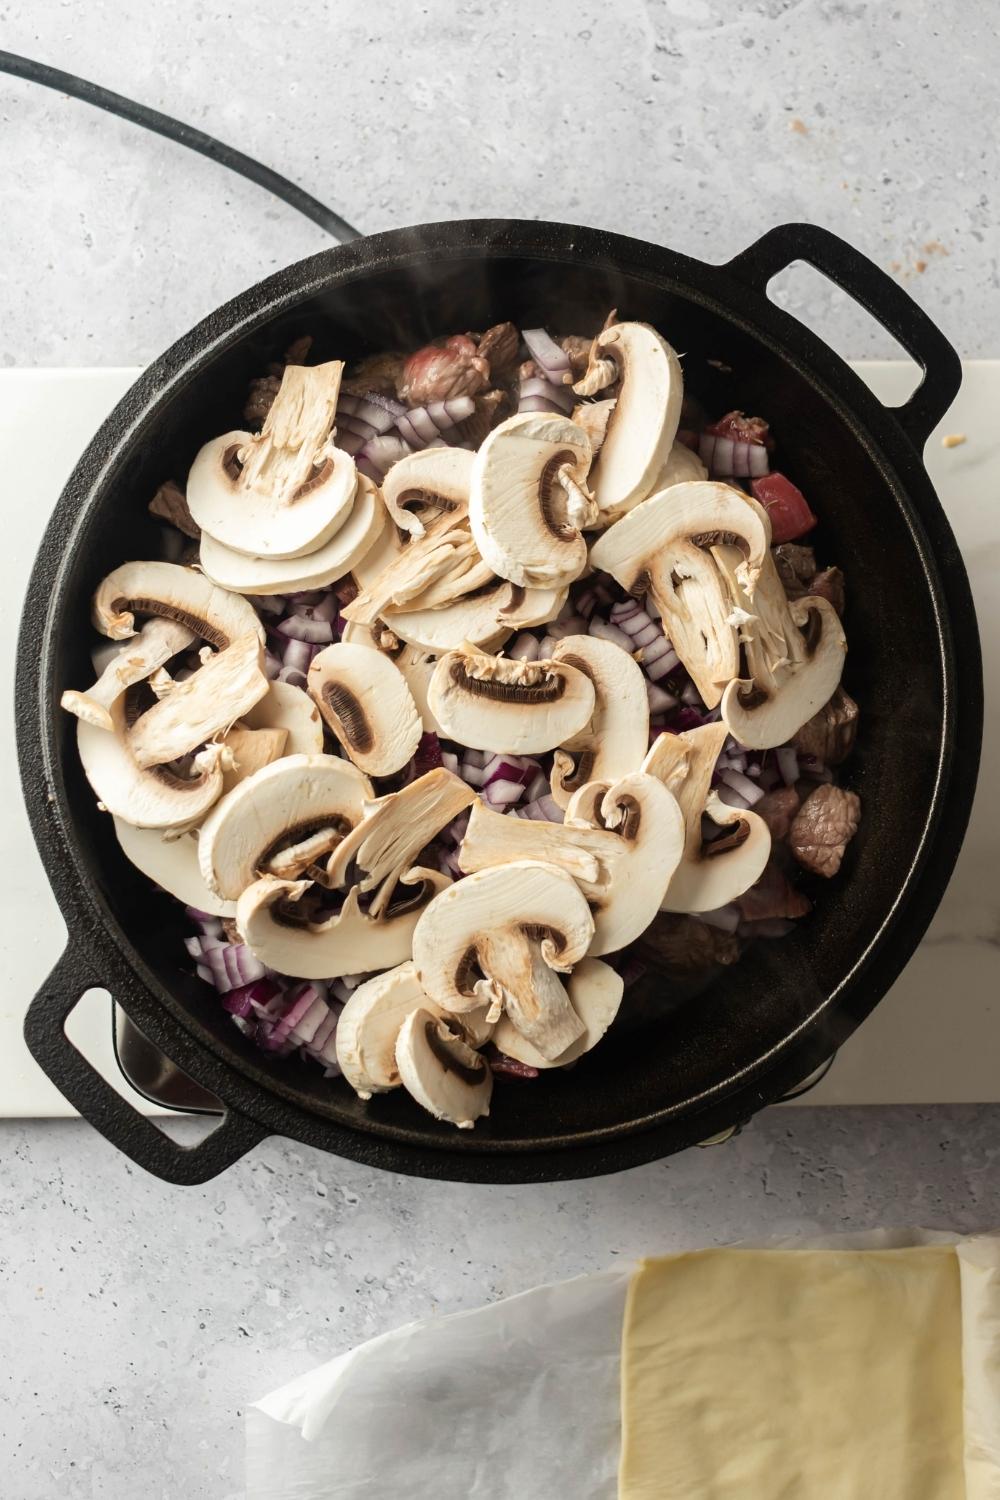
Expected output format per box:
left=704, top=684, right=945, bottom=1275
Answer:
left=724, top=223, right=962, bottom=452
left=24, top=946, right=268, bottom=1185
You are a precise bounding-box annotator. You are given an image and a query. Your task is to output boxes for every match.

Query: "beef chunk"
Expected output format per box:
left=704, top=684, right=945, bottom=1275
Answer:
left=558, top=332, right=594, bottom=379
left=773, top=543, right=817, bottom=598
left=341, top=350, right=406, bottom=397
left=638, top=912, right=741, bottom=973
left=735, top=861, right=812, bottom=922
left=807, top=566, right=846, bottom=617
left=455, top=387, right=511, bottom=447
left=789, top=784, right=861, bottom=878
left=475, top=322, right=520, bottom=381
left=243, top=373, right=281, bottom=427
left=398, top=335, right=489, bottom=404
left=148, top=479, right=199, bottom=539
left=793, top=687, right=859, bottom=767
left=754, top=785, right=802, bottom=841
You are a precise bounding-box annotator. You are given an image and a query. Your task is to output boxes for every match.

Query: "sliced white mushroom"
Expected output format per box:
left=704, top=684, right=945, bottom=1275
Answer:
left=469, top=412, right=596, bottom=588
left=589, top=481, right=770, bottom=708
left=412, top=860, right=594, bottom=1060
left=307, top=642, right=422, bottom=777
left=549, top=634, right=649, bottom=809
left=428, top=644, right=595, bottom=755
left=350, top=504, right=404, bottom=590
left=339, top=619, right=444, bottom=735
left=62, top=616, right=196, bottom=732
left=125, top=632, right=269, bottom=770
left=335, top=960, right=493, bottom=1100
left=643, top=723, right=771, bottom=910
left=384, top=579, right=564, bottom=654
left=492, top=958, right=624, bottom=1069
left=186, top=362, right=358, bottom=559
left=236, top=867, right=448, bottom=979
left=198, top=752, right=373, bottom=900
left=324, top=767, right=476, bottom=916
left=571, top=398, right=616, bottom=457
left=655, top=440, right=708, bottom=489
left=714, top=546, right=848, bottom=749
left=92, top=560, right=264, bottom=647
left=112, top=820, right=236, bottom=916
left=219, top=724, right=288, bottom=794
left=458, top=793, right=622, bottom=901
left=241, top=678, right=324, bottom=755
left=563, top=771, right=685, bottom=954
left=576, top=322, right=683, bottom=522
left=197, top=473, right=383, bottom=593
left=394, top=1007, right=493, bottom=1130
left=77, top=697, right=225, bottom=830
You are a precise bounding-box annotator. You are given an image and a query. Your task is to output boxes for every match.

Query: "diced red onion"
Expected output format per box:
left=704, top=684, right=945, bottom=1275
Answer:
left=203, top=942, right=268, bottom=994
left=254, top=594, right=285, bottom=616
left=310, top=592, right=339, bottom=623
left=641, top=635, right=680, bottom=680
left=610, top=599, right=661, bottom=649
left=699, top=904, right=742, bottom=934
left=222, top=977, right=282, bottom=1017
left=483, top=777, right=525, bottom=807
left=334, top=428, right=366, bottom=456
left=526, top=770, right=549, bottom=802
left=196, top=962, right=214, bottom=985
left=717, top=767, right=765, bottom=806
left=646, top=681, right=678, bottom=714
left=680, top=680, right=703, bottom=707
left=699, top=431, right=770, bottom=480
left=281, top=637, right=316, bottom=675
left=483, top=754, right=539, bottom=788
left=359, top=433, right=412, bottom=478
left=441, top=750, right=460, bottom=774
left=574, top=587, right=598, bottom=619
left=396, top=397, right=475, bottom=449
left=588, top=617, right=633, bottom=651
left=277, top=614, right=335, bottom=644
left=536, top=635, right=557, bottom=656
left=518, top=375, right=574, bottom=417
left=459, top=756, right=486, bottom=788
left=278, top=665, right=308, bottom=688
left=517, top=794, right=564, bottom=823
left=509, top=632, right=541, bottom=661
left=522, top=327, right=572, bottom=382
left=337, top=394, right=398, bottom=435
left=490, top=1050, right=540, bottom=1080
left=715, top=783, right=750, bottom=811
left=776, top=746, right=800, bottom=786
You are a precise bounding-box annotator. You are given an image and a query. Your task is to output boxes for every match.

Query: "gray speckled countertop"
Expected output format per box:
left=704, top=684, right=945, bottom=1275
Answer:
left=2, top=4, right=999, bottom=1497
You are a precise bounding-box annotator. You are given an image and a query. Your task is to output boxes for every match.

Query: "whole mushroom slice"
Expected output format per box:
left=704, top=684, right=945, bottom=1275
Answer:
left=394, top=1008, right=493, bottom=1130
left=324, top=767, right=476, bottom=916
left=339, top=620, right=444, bottom=735
left=412, top=860, right=594, bottom=1060
left=714, top=546, right=848, bottom=749
left=186, top=362, right=358, bottom=559
left=575, top=322, right=683, bottom=522
left=125, top=632, right=269, bottom=770
left=197, top=473, right=383, bottom=594
left=492, top=958, right=624, bottom=1069
left=92, top=560, right=264, bottom=649
left=307, top=642, right=423, bottom=777
left=469, top=412, right=597, bottom=588
left=589, top=481, right=770, bottom=708
left=198, top=752, right=373, bottom=900
left=643, top=723, right=771, bottom=911
left=458, top=797, right=622, bottom=902
left=336, top=960, right=494, bottom=1100
left=384, top=579, right=564, bottom=654
left=549, top=634, right=649, bottom=809
left=112, top=820, right=236, bottom=917
left=236, top=867, right=448, bottom=979
left=428, top=644, right=595, bottom=755
left=241, top=678, right=324, bottom=755
left=655, top=440, right=708, bottom=489
left=563, top=772, right=685, bottom=954
left=77, top=697, right=225, bottom=830
left=62, top=616, right=196, bottom=732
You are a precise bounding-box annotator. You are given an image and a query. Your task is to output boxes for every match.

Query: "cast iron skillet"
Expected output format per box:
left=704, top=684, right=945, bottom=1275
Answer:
left=17, top=220, right=982, bottom=1185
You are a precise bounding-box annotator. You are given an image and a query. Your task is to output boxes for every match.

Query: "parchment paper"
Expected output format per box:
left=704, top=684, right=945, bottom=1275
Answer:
left=246, top=1230, right=1000, bottom=1500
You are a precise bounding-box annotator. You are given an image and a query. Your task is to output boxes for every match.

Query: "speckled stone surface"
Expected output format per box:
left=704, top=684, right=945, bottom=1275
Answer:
left=2, top=4, right=1000, bottom=1497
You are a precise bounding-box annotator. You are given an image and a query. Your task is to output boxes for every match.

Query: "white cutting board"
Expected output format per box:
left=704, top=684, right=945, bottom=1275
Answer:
left=1, top=364, right=997, bottom=1117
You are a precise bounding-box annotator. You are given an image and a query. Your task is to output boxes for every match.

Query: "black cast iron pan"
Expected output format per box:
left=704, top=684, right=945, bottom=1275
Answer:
left=17, top=219, right=982, bottom=1184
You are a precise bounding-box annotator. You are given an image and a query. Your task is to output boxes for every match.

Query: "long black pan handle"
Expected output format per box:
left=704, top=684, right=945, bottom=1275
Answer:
left=725, top=222, right=962, bottom=451
left=24, top=946, right=268, bottom=1185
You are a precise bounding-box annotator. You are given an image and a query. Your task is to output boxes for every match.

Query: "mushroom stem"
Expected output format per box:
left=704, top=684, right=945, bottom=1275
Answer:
left=238, top=362, right=344, bottom=506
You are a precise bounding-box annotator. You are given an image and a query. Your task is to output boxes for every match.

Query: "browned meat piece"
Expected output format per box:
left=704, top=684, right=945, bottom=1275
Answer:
left=559, top=333, right=594, bottom=379
left=244, top=373, right=281, bottom=427
left=475, top=322, right=520, bottom=381
left=789, top=784, right=861, bottom=878
left=398, top=335, right=490, bottom=405
left=148, top=479, right=200, bottom=539
left=735, top=861, right=812, bottom=922
left=487, top=1047, right=539, bottom=1080
left=283, top=335, right=313, bottom=366
left=638, top=911, right=741, bottom=973
left=772, top=543, right=817, bottom=598
left=807, top=566, right=846, bottom=616
left=754, top=785, right=802, bottom=841
left=341, top=350, right=406, bottom=397
left=518, top=358, right=540, bottom=382
left=793, top=687, right=858, bottom=767
left=455, top=388, right=511, bottom=448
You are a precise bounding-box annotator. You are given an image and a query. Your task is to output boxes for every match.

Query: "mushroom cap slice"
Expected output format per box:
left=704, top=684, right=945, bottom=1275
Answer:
left=351, top=507, right=404, bottom=591
left=716, top=546, right=848, bottom=749
left=395, top=1007, right=492, bottom=1130
left=655, top=439, right=708, bottom=489
left=62, top=616, right=196, bottom=732
left=428, top=644, right=595, bottom=755
left=113, top=820, right=236, bottom=916
left=241, top=679, right=324, bottom=755
left=236, top=867, right=448, bottom=979
left=384, top=579, right=565, bottom=654
left=549, top=634, right=649, bottom=809
left=92, top=561, right=264, bottom=648
left=307, top=642, right=423, bottom=777
left=126, top=632, right=269, bottom=770
left=585, top=322, right=683, bottom=522
left=77, top=697, right=225, bottom=830
left=412, top=860, right=594, bottom=1060
left=589, top=481, right=770, bottom=708
left=563, top=771, right=685, bottom=955
left=339, top=620, right=444, bottom=735
left=187, top=362, right=358, bottom=559
left=380, top=445, right=475, bottom=539
left=198, top=752, right=373, bottom=900
left=469, top=412, right=595, bottom=588
left=458, top=797, right=622, bottom=901
left=335, top=960, right=494, bottom=1100
left=643, top=723, right=772, bottom=911
left=492, top=958, right=624, bottom=1069
left=197, top=474, right=383, bottom=594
